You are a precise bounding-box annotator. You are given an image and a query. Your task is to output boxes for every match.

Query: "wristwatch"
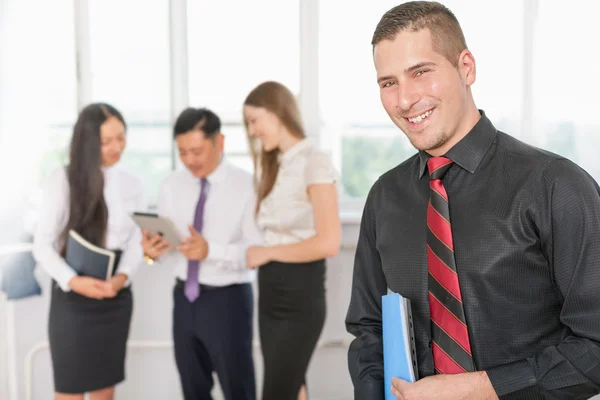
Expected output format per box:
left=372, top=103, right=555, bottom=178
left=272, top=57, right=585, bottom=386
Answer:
left=144, top=253, right=155, bottom=265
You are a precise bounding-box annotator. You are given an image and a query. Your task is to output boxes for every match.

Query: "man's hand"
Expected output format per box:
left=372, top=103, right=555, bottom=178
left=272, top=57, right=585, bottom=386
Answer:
left=177, top=225, right=209, bottom=261
left=391, top=372, right=498, bottom=400
left=246, top=246, right=272, bottom=269
left=69, top=276, right=116, bottom=299
left=141, top=229, right=172, bottom=260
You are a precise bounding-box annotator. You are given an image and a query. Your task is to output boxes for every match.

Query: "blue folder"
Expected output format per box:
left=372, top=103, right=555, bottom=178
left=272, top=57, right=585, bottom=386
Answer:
left=382, top=290, right=418, bottom=399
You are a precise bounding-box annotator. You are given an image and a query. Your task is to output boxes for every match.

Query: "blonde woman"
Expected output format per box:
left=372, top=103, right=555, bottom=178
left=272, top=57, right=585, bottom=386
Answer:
left=243, top=81, right=341, bottom=400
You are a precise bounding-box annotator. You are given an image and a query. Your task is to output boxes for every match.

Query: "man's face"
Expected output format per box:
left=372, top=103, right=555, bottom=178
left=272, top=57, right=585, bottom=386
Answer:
left=374, top=28, right=475, bottom=155
left=176, top=130, right=224, bottom=178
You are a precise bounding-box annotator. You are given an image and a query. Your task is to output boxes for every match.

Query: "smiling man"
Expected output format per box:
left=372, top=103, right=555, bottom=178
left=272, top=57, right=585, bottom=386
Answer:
left=345, top=2, right=600, bottom=400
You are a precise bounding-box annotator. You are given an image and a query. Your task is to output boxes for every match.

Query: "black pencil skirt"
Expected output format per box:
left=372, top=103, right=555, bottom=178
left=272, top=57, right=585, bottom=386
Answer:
left=48, top=280, right=133, bottom=394
left=258, top=260, right=326, bottom=400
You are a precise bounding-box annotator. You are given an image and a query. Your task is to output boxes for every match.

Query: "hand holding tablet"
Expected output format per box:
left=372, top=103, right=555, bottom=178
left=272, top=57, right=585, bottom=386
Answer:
left=131, top=212, right=184, bottom=262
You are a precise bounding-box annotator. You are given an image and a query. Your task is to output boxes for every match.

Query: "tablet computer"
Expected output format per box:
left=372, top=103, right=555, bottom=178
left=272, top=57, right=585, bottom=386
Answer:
left=131, top=212, right=183, bottom=247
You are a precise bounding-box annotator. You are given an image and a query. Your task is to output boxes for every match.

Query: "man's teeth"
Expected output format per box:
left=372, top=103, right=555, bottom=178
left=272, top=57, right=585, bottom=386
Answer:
left=408, top=109, right=433, bottom=124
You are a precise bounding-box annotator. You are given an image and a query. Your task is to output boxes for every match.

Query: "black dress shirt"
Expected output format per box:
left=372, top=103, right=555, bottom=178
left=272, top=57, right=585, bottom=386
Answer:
left=345, top=112, right=600, bottom=400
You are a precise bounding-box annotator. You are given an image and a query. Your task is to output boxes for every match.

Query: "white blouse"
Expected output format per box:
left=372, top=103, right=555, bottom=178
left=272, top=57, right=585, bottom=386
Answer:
left=33, top=165, right=146, bottom=292
left=258, top=138, right=338, bottom=246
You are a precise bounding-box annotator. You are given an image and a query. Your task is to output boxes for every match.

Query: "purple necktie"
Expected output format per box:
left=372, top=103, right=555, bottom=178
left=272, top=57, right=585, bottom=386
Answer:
left=184, top=178, right=209, bottom=302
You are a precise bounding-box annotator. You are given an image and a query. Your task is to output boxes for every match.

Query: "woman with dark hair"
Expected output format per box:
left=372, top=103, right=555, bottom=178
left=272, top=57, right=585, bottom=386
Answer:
left=33, top=103, right=146, bottom=400
left=243, top=81, right=341, bottom=400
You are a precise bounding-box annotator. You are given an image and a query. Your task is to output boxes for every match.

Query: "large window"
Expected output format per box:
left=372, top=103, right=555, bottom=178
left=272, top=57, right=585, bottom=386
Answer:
left=320, top=1, right=524, bottom=198
left=0, top=0, right=77, bottom=243
left=1, top=0, right=598, bottom=218
left=88, top=0, right=172, bottom=204
left=187, top=0, right=300, bottom=173
left=533, top=0, right=600, bottom=180
left=319, top=1, right=402, bottom=199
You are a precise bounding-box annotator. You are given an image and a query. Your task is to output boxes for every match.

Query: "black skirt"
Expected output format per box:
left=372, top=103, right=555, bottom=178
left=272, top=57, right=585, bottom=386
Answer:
left=48, top=256, right=133, bottom=394
left=258, top=260, right=326, bottom=400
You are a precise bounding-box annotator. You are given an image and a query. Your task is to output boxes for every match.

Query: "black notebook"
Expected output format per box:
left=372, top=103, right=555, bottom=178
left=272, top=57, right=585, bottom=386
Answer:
left=65, top=230, right=116, bottom=280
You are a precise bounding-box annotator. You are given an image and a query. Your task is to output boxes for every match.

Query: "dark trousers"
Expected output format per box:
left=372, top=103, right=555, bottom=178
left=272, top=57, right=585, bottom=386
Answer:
left=173, top=281, right=255, bottom=400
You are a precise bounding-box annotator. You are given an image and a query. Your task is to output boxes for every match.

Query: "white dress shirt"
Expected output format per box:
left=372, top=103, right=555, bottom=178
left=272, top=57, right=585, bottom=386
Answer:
left=258, top=138, right=338, bottom=246
left=157, top=158, right=263, bottom=286
left=33, top=165, right=147, bottom=292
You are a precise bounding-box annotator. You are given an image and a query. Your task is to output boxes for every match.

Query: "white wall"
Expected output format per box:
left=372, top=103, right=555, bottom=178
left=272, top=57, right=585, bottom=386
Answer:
left=1, top=222, right=360, bottom=400
left=4, top=223, right=599, bottom=400
left=0, top=290, right=8, bottom=400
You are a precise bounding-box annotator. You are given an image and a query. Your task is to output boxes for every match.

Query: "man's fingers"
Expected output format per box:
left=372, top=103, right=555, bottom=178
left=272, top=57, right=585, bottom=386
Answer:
left=152, top=239, right=170, bottom=252
left=391, top=378, right=409, bottom=399
left=149, top=235, right=164, bottom=247
left=392, top=377, right=406, bottom=388
left=188, top=225, right=200, bottom=236
left=156, top=244, right=171, bottom=255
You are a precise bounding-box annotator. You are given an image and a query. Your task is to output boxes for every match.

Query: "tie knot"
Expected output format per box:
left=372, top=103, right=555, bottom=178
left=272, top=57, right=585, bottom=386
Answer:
left=427, top=157, right=453, bottom=180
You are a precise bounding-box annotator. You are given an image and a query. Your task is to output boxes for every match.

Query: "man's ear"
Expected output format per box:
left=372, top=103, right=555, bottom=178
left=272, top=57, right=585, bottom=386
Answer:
left=215, top=132, right=225, bottom=153
left=458, top=49, right=476, bottom=86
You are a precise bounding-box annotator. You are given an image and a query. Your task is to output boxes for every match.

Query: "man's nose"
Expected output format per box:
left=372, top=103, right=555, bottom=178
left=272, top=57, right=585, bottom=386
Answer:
left=398, top=80, right=421, bottom=112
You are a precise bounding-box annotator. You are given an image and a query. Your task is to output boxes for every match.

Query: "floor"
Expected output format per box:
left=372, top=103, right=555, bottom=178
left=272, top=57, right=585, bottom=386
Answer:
left=212, top=344, right=600, bottom=400
left=212, top=343, right=354, bottom=400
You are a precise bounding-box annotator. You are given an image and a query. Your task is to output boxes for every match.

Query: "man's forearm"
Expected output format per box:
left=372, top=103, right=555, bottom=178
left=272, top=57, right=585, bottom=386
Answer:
left=486, top=337, right=600, bottom=399
left=466, top=371, right=499, bottom=400
left=391, top=371, right=498, bottom=400
left=347, top=330, right=385, bottom=400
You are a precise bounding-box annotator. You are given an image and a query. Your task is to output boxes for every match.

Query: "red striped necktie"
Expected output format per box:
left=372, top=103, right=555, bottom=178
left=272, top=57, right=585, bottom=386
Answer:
left=426, top=156, right=475, bottom=374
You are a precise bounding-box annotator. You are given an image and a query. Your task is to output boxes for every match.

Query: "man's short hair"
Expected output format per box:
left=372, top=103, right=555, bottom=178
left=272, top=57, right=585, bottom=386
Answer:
left=174, top=107, right=221, bottom=140
left=372, top=1, right=467, bottom=67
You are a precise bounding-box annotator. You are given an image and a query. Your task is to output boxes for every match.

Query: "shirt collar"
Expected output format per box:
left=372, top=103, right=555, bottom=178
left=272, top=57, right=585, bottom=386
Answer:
left=185, top=156, right=229, bottom=185
left=418, top=110, right=497, bottom=178
left=101, top=163, right=117, bottom=173
left=101, top=164, right=118, bottom=182
left=278, top=138, right=313, bottom=164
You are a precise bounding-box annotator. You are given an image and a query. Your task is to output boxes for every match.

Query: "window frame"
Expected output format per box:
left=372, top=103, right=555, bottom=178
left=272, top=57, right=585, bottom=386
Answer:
left=73, top=0, right=538, bottom=222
